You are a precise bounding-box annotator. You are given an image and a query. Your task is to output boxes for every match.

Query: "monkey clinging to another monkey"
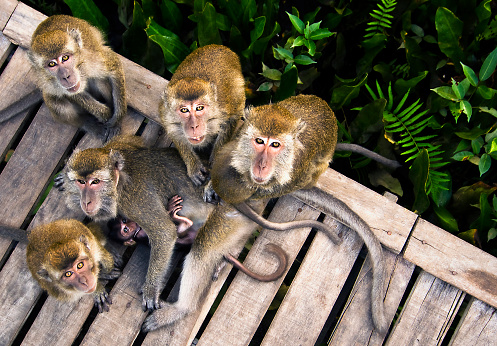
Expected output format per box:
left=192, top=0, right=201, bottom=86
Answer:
left=160, top=44, right=245, bottom=194
left=26, top=15, right=126, bottom=141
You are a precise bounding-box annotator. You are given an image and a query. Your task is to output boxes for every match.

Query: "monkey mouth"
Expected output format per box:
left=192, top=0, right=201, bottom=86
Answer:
left=66, top=81, right=81, bottom=93
left=84, top=280, right=97, bottom=293
left=188, top=136, right=205, bottom=144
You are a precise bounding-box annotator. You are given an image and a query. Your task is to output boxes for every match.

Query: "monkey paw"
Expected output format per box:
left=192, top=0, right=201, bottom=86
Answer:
left=141, top=284, right=163, bottom=311
left=188, top=164, right=208, bottom=186
left=53, top=172, right=65, bottom=191
left=100, top=267, right=121, bottom=280
left=203, top=181, right=220, bottom=204
left=93, top=290, right=112, bottom=313
left=141, top=304, right=188, bottom=332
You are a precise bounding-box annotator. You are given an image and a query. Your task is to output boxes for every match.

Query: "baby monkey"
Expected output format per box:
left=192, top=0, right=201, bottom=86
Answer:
left=107, top=195, right=288, bottom=282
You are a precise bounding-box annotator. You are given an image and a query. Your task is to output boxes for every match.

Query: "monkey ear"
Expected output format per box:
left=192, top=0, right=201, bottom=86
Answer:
left=79, top=234, right=91, bottom=251
left=242, top=107, right=253, bottom=122
left=68, top=28, right=83, bottom=48
left=37, top=268, right=52, bottom=282
left=109, top=150, right=125, bottom=172
left=294, top=119, right=306, bottom=135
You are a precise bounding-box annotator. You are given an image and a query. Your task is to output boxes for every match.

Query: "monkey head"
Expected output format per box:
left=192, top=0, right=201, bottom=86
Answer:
left=231, top=104, right=305, bottom=188
left=63, top=147, right=125, bottom=222
left=107, top=216, right=149, bottom=246
left=162, top=78, right=221, bottom=149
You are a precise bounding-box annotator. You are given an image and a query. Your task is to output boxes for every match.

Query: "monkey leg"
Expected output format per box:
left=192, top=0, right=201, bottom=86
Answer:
left=291, top=187, right=388, bottom=333
left=335, top=143, right=401, bottom=169
left=234, top=202, right=343, bottom=245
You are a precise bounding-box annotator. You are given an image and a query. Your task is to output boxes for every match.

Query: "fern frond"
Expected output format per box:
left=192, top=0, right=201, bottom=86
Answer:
left=364, top=0, right=397, bottom=38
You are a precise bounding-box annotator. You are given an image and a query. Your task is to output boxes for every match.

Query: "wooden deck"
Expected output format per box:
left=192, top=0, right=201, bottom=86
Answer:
left=0, top=2, right=496, bottom=345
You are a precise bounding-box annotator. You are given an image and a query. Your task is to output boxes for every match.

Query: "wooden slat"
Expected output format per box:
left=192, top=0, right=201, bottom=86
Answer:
left=449, top=297, right=497, bottom=346
left=404, top=218, right=497, bottom=309
left=385, top=271, right=465, bottom=346
left=197, top=196, right=321, bottom=345
left=316, top=169, right=417, bottom=254
left=2, top=3, right=168, bottom=125
left=329, top=250, right=415, bottom=345
left=0, top=31, right=14, bottom=66
left=0, top=0, right=17, bottom=30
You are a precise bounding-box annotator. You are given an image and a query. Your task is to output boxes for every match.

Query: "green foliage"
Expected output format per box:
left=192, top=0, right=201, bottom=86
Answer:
left=64, top=0, right=110, bottom=32
left=364, top=0, right=396, bottom=38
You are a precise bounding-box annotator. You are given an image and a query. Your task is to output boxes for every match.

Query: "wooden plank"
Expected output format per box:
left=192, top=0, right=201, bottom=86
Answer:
left=316, top=169, right=417, bottom=254
left=0, top=0, right=17, bottom=30
left=197, top=196, right=322, bottom=346
left=0, top=31, right=14, bottom=66
left=3, top=4, right=168, bottom=125
left=385, top=271, right=465, bottom=346
left=261, top=218, right=363, bottom=346
left=0, top=48, right=38, bottom=162
left=404, top=218, right=497, bottom=309
left=329, top=250, right=415, bottom=345
left=449, top=297, right=497, bottom=346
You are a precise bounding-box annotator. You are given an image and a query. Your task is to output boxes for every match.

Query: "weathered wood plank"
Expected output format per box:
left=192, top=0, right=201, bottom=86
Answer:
left=329, top=250, right=415, bottom=345
left=385, top=271, right=465, bottom=346
left=0, top=48, right=38, bottom=162
left=316, top=169, right=417, bottom=254
left=0, top=31, right=14, bottom=66
left=0, top=0, right=17, bottom=30
left=2, top=4, right=168, bottom=125
left=197, top=196, right=321, bottom=345
left=449, top=297, right=497, bottom=346
left=404, top=218, right=497, bottom=309
left=260, top=218, right=362, bottom=346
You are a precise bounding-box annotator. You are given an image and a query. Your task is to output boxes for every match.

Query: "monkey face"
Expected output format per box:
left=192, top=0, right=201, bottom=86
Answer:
left=45, top=53, right=82, bottom=93
left=177, top=102, right=210, bottom=145
left=60, top=256, right=97, bottom=293
left=250, top=136, right=284, bottom=185
left=118, top=217, right=148, bottom=246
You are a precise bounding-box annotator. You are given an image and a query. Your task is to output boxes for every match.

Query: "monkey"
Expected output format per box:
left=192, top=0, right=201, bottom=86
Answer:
left=58, top=135, right=289, bottom=312
left=159, top=44, right=245, bottom=190
left=201, top=94, right=389, bottom=332
left=23, top=15, right=126, bottom=141
left=0, top=220, right=122, bottom=312
left=106, top=196, right=288, bottom=282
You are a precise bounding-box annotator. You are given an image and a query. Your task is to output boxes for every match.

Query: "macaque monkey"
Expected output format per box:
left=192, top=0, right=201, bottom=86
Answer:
left=25, top=15, right=126, bottom=141
left=10, top=219, right=121, bottom=312
left=58, top=136, right=288, bottom=311
left=160, top=44, right=245, bottom=189
left=204, top=94, right=389, bottom=332
left=106, top=196, right=288, bottom=282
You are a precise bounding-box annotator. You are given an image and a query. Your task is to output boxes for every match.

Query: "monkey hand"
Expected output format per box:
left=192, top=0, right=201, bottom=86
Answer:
left=140, top=283, right=163, bottom=311
left=93, top=289, right=112, bottom=313
left=99, top=267, right=121, bottom=280
left=188, top=162, right=209, bottom=186
left=141, top=303, right=188, bottom=332
left=102, top=124, right=121, bottom=142
left=203, top=181, right=220, bottom=204
left=53, top=172, right=65, bottom=191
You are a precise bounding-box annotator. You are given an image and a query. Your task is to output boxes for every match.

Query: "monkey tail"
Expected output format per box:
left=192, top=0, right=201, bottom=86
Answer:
left=234, top=202, right=343, bottom=245
left=291, top=187, right=388, bottom=333
left=335, top=143, right=401, bottom=169
left=0, top=224, right=30, bottom=243
left=224, top=243, right=287, bottom=282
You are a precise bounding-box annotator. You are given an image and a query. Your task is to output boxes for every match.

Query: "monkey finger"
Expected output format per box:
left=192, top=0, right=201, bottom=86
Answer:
left=53, top=173, right=65, bottom=191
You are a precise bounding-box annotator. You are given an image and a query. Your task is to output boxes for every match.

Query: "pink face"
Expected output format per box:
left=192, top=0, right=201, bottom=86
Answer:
left=61, top=257, right=97, bottom=293
left=119, top=217, right=148, bottom=246
left=177, top=102, right=209, bottom=145
left=75, top=177, right=104, bottom=216
left=46, top=53, right=81, bottom=92
left=251, top=136, right=283, bottom=184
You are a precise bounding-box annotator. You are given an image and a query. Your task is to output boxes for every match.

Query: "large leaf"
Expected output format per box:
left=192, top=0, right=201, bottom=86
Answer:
left=350, top=98, right=386, bottom=142
left=409, top=148, right=430, bottom=214
left=64, top=0, right=109, bottom=32
left=479, top=46, right=497, bottom=82
left=286, top=11, right=304, bottom=34
left=433, top=204, right=459, bottom=233
left=197, top=2, right=222, bottom=46
left=274, top=65, right=298, bottom=102
left=435, top=7, right=464, bottom=65
left=159, top=0, right=182, bottom=33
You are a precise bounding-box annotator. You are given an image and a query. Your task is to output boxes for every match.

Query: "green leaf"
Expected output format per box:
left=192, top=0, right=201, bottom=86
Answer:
left=433, top=204, right=459, bottom=233
left=489, top=137, right=497, bottom=154
left=479, top=153, right=491, bottom=176
left=274, top=65, right=298, bottom=102
left=480, top=46, right=497, bottom=82
left=455, top=127, right=488, bottom=140
left=259, top=66, right=282, bottom=80
left=291, top=36, right=305, bottom=48
left=435, top=7, right=464, bottom=65
left=286, top=11, right=304, bottom=34
left=250, top=16, right=266, bottom=42
left=64, top=0, right=109, bottom=32
left=293, top=55, right=316, bottom=65
left=431, top=86, right=459, bottom=101
left=257, top=82, right=273, bottom=92
left=480, top=107, right=497, bottom=118
left=409, top=149, right=430, bottom=214
left=489, top=228, right=497, bottom=241
left=308, top=28, right=334, bottom=40
left=273, top=47, right=294, bottom=61
left=460, top=100, right=472, bottom=122
left=197, top=2, right=222, bottom=46
left=451, top=79, right=466, bottom=99
left=304, top=39, right=316, bottom=56
left=461, top=62, right=479, bottom=87
left=452, top=151, right=474, bottom=161
left=472, top=136, right=484, bottom=154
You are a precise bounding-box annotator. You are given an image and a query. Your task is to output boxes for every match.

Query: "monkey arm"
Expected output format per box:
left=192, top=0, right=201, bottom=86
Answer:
left=71, top=91, right=113, bottom=123
left=290, top=187, right=388, bottom=333
left=107, top=66, right=126, bottom=127
left=335, top=143, right=401, bottom=169
left=0, top=224, right=29, bottom=243
left=224, top=243, right=288, bottom=282
left=0, top=89, right=43, bottom=124
left=234, top=202, right=343, bottom=245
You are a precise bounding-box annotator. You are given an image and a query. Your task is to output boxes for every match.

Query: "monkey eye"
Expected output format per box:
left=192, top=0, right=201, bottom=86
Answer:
left=179, top=107, right=189, bottom=113
left=123, top=226, right=129, bottom=234
left=90, top=179, right=100, bottom=185
left=48, top=61, right=57, bottom=67
left=122, top=218, right=127, bottom=224
left=271, top=142, right=281, bottom=148
left=64, top=271, right=73, bottom=278
left=255, top=138, right=265, bottom=145
left=196, top=105, right=204, bottom=111
left=61, top=55, right=70, bottom=62
left=77, top=262, right=84, bottom=270
left=77, top=179, right=86, bottom=185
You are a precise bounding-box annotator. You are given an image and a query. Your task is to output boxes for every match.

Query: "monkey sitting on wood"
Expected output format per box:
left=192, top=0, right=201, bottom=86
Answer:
left=106, top=196, right=287, bottom=282
left=19, top=15, right=126, bottom=141
left=0, top=219, right=121, bottom=312
left=160, top=44, right=245, bottom=196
